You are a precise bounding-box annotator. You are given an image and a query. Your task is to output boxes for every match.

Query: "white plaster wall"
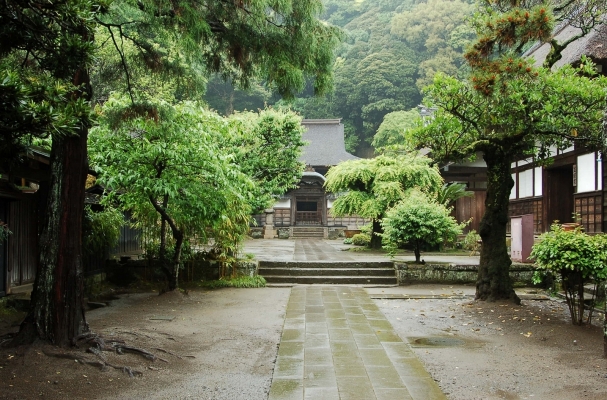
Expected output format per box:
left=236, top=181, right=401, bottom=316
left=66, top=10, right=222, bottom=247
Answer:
left=577, top=153, right=596, bottom=193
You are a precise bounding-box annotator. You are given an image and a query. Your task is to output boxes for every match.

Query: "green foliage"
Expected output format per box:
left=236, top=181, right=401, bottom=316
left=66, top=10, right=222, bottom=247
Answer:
left=437, top=183, right=474, bottom=206
left=382, top=189, right=464, bottom=261
left=372, top=109, right=422, bottom=150
left=95, top=0, right=342, bottom=101
left=82, top=205, right=123, bottom=254
left=531, top=225, right=606, bottom=280
left=90, top=96, right=254, bottom=289
left=343, top=237, right=353, bottom=244
left=325, top=154, right=443, bottom=220
left=391, top=0, right=474, bottom=89
left=351, top=233, right=371, bottom=246
left=531, top=224, right=607, bottom=324
left=0, top=219, right=11, bottom=242
left=226, top=108, right=306, bottom=213
left=463, top=229, right=481, bottom=255
left=200, top=275, right=267, bottom=289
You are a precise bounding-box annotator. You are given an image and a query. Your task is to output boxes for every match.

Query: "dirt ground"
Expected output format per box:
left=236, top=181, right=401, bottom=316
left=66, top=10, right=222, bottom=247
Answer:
left=376, top=286, right=607, bottom=400
left=1, top=286, right=607, bottom=400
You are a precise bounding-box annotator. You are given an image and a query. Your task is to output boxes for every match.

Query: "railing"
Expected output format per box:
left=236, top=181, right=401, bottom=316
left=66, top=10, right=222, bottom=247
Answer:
left=295, top=211, right=321, bottom=225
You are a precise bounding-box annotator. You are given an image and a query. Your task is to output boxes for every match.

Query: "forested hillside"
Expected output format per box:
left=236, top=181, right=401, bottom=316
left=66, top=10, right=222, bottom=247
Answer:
left=204, top=0, right=475, bottom=156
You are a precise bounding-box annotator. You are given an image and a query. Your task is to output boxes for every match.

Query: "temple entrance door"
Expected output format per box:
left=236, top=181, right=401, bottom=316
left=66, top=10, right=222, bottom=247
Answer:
left=295, top=197, right=323, bottom=225
left=546, top=165, right=574, bottom=227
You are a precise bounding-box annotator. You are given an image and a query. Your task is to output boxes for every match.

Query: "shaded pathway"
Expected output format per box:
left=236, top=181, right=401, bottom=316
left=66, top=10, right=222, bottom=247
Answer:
left=269, top=286, right=446, bottom=400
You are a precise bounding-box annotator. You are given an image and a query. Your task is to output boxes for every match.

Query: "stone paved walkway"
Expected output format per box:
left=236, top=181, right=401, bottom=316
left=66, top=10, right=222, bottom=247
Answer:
left=268, top=286, right=446, bottom=400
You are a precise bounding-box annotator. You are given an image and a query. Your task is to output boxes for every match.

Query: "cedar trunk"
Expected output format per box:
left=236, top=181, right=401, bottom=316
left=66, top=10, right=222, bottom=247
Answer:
left=476, top=148, right=520, bottom=304
left=20, top=131, right=89, bottom=345
left=16, top=66, right=91, bottom=346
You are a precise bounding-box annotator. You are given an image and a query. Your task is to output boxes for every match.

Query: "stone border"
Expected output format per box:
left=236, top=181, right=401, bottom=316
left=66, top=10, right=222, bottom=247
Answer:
left=394, top=262, right=536, bottom=286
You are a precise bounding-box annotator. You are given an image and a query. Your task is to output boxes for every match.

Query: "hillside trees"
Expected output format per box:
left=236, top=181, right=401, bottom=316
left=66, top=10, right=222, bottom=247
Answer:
left=414, top=1, right=607, bottom=303
left=2, top=0, right=340, bottom=346
left=391, top=0, right=475, bottom=89
left=325, top=155, right=443, bottom=249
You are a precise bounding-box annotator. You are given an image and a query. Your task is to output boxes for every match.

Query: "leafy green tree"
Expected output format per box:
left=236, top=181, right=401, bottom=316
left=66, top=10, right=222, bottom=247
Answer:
left=415, top=1, right=607, bottom=303
left=90, top=97, right=253, bottom=291
left=325, top=154, right=443, bottom=248
left=382, top=189, right=464, bottom=262
left=226, top=109, right=306, bottom=213
left=372, top=109, right=421, bottom=150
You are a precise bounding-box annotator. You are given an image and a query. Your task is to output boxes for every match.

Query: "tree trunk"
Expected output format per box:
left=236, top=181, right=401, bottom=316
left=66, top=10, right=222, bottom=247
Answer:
left=14, top=59, right=92, bottom=346
left=149, top=194, right=182, bottom=291
left=414, top=241, right=421, bottom=263
left=476, top=148, right=520, bottom=304
left=18, top=129, right=89, bottom=346
left=168, top=230, right=184, bottom=291
left=158, top=196, right=170, bottom=287
left=370, top=218, right=382, bottom=249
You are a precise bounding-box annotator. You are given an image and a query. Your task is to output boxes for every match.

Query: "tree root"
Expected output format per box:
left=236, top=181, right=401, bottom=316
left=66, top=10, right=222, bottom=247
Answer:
left=31, top=331, right=176, bottom=376
left=154, top=347, right=195, bottom=359
left=44, top=348, right=144, bottom=377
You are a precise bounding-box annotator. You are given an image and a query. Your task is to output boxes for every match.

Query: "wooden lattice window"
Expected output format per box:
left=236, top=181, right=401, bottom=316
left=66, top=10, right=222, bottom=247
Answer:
left=574, top=193, right=602, bottom=233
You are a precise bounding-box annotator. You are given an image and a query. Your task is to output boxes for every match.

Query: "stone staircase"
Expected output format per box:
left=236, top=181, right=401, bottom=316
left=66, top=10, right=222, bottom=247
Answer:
left=290, top=226, right=325, bottom=238
left=259, top=261, right=397, bottom=285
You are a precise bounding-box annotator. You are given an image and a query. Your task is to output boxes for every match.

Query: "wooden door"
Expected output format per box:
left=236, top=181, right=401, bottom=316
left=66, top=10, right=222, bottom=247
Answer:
left=295, top=197, right=322, bottom=225
left=546, top=166, right=574, bottom=226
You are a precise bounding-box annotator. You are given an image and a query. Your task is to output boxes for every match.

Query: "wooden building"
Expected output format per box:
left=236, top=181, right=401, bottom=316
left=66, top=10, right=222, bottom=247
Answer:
left=259, top=119, right=366, bottom=238
left=0, top=148, right=50, bottom=296
left=0, top=150, right=142, bottom=297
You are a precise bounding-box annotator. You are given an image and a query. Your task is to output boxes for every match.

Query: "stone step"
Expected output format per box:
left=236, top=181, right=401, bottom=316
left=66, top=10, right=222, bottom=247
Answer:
left=262, top=275, right=398, bottom=285
left=259, top=261, right=394, bottom=269
left=291, top=229, right=325, bottom=238
left=258, top=260, right=397, bottom=285
left=258, top=267, right=396, bottom=277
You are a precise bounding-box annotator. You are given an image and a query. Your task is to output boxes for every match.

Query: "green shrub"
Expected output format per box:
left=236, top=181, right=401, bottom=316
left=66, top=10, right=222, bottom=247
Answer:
left=343, top=237, right=353, bottom=244
left=201, top=275, right=266, bottom=289
left=382, top=189, right=464, bottom=262
left=530, top=224, right=607, bottom=325
left=0, top=220, right=11, bottom=242
left=82, top=205, right=122, bottom=254
left=351, top=233, right=371, bottom=246
left=463, top=230, right=481, bottom=255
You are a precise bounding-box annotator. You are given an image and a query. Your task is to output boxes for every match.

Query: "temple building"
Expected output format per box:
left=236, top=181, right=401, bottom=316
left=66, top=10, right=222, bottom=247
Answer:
left=257, top=119, right=366, bottom=239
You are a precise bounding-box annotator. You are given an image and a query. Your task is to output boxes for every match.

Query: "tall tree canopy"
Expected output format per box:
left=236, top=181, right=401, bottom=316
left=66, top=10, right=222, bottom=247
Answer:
left=415, top=0, right=607, bottom=303
left=1, top=0, right=340, bottom=346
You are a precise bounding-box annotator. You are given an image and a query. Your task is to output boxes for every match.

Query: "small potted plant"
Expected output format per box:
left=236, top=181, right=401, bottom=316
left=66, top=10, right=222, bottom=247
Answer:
left=0, top=220, right=11, bottom=242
